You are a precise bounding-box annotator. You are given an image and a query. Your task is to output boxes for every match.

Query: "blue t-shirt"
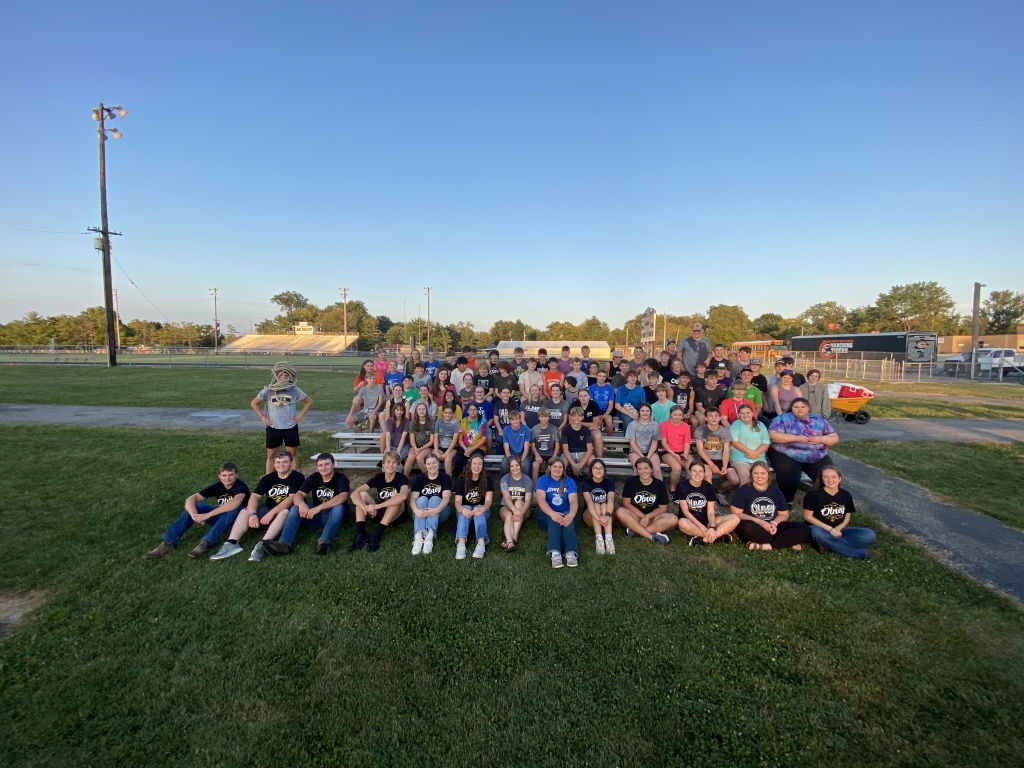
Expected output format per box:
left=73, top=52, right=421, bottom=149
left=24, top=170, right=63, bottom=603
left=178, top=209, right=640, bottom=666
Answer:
left=424, top=359, right=440, bottom=377
left=470, top=399, right=494, bottom=424
left=502, top=423, right=530, bottom=455
left=384, top=371, right=405, bottom=389
left=615, top=384, right=645, bottom=411
left=589, top=383, right=615, bottom=411
left=536, top=475, right=578, bottom=513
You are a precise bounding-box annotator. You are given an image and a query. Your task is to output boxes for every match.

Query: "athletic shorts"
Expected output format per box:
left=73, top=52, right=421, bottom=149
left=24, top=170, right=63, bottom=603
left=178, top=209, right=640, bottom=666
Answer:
left=678, top=508, right=709, bottom=525
left=266, top=425, right=300, bottom=449
left=351, top=409, right=375, bottom=423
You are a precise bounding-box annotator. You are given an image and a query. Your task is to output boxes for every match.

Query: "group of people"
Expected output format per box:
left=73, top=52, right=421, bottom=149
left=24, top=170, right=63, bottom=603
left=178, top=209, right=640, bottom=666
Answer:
left=143, top=326, right=881, bottom=567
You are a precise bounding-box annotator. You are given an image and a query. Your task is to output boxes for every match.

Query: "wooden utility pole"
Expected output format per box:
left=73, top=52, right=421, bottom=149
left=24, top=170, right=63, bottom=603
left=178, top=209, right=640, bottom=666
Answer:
left=423, top=286, right=432, bottom=351
left=210, top=288, right=219, bottom=350
left=339, top=287, right=349, bottom=347
left=970, top=281, right=983, bottom=380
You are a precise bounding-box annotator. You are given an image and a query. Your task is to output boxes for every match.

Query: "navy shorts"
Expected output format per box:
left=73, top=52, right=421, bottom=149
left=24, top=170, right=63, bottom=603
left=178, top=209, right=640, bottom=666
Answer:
left=266, top=425, right=300, bottom=449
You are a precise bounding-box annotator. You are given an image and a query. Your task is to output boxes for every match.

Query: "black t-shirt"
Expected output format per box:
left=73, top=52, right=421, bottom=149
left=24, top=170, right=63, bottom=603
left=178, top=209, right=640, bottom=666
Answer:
left=410, top=472, right=453, bottom=501
left=672, top=385, right=694, bottom=411
left=520, top=400, right=543, bottom=429
left=792, top=372, right=807, bottom=388
left=366, top=472, right=409, bottom=503
left=696, top=385, right=726, bottom=411
left=673, top=479, right=717, bottom=520
left=493, top=373, right=517, bottom=397
left=803, top=487, right=855, bottom=526
left=570, top=398, right=602, bottom=424
left=732, top=483, right=788, bottom=522
left=299, top=471, right=350, bottom=507
left=254, top=470, right=306, bottom=508
left=708, top=358, right=730, bottom=374
left=643, top=386, right=660, bottom=405
left=199, top=480, right=250, bottom=507
left=658, top=365, right=675, bottom=381
left=581, top=477, right=616, bottom=505
left=473, top=373, right=492, bottom=392
left=622, top=476, right=670, bottom=512
left=493, top=399, right=515, bottom=428
left=750, top=374, right=769, bottom=393
left=453, top=474, right=494, bottom=506
left=511, top=359, right=528, bottom=378
left=561, top=424, right=593, bottom=453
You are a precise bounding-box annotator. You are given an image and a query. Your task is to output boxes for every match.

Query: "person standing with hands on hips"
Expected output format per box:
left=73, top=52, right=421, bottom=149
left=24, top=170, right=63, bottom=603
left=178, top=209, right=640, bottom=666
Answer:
left=251, top=362, right=313, bottom=473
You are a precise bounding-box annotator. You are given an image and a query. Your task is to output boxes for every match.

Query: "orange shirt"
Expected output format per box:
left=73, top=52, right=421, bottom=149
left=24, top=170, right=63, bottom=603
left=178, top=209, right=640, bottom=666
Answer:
left=353, top=370, right=385, bottom=390
left=543, top=370, right=564, bottom=398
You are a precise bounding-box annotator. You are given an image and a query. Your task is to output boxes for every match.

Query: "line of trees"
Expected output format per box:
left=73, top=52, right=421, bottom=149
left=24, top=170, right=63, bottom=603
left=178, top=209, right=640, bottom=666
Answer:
left=3, top=282, right=1021, bottom=349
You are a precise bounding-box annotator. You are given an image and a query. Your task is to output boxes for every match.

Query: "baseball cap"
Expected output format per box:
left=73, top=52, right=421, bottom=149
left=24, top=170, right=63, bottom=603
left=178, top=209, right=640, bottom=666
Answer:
left=691, top=322, right=704, bottom=331
left=750, top=357, right=762, bottom=364
left=612, top=349, right=624, bottom=357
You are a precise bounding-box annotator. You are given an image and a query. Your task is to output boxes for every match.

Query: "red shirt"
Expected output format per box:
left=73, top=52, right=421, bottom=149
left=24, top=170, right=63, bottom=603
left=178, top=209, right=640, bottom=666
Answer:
left=720, top=397, right=757, bottom=424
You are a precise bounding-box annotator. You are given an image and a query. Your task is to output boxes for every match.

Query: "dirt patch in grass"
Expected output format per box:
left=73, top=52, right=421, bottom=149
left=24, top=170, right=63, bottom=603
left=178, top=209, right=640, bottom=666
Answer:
left=0, top=591, right=45, bottom=639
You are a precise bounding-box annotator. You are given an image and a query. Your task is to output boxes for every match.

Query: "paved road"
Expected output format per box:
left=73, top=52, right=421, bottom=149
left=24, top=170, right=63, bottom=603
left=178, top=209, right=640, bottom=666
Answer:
left=2, top=403, right=1022, bottom=443
left=833, top=454, right=1024, bottom=603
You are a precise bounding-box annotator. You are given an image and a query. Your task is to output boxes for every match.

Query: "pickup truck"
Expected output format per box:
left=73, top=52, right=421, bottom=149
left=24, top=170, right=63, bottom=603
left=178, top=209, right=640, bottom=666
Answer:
left=943, top=348, right=1023, bottom=378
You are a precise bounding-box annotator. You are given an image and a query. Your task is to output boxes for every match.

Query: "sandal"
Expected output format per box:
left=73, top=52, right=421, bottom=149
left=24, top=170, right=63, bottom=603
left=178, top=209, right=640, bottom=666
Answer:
left=500, top=541, right=511, bottom=550
left=746, top=542, right=772, bottom=551
left=507, top=540, right=518, bottom=552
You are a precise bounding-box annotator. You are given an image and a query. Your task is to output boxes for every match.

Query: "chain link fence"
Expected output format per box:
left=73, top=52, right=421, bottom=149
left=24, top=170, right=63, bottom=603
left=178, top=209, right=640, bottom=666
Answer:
left=791, top=355, right=1024, bottom=384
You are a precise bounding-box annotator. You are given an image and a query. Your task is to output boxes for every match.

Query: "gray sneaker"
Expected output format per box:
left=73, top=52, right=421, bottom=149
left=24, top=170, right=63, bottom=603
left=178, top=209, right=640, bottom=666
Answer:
left=210, top=542, right=243, bottom=561
left=565, top=552, right=579, bottom=568
left=248, top=541, right=266, bottom=562
left=651, top=532, right=670, bottom=545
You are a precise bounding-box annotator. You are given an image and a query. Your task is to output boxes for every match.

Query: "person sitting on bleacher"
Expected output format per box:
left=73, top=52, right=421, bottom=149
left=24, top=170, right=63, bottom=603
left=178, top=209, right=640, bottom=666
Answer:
left=346, top=375, right=384, bottom=433
left=767, top=398, right=838, bottom=503
left=542, top=382, right=572, bottom=430
left=588, top=368, right=616, bottom=438
left=614, top=369, right=645, bottom=430
left=626, top=403, right=663, bottom=481
left=570, top=387, right=605, bottom=458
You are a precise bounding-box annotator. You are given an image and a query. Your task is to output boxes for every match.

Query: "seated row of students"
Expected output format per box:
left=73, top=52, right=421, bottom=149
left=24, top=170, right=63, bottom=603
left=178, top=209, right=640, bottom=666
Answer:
left=143, top=448, right=879, bottom=568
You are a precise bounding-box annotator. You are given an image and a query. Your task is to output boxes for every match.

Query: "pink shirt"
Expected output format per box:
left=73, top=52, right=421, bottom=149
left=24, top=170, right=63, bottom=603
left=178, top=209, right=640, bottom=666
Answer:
left=660, top=420, right=692, bottom=453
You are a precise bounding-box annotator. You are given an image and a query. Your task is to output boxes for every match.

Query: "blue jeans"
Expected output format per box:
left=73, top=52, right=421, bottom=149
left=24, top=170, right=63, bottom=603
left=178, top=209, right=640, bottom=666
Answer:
left=619, top=412, right=635, bottom=431
left=413, top=495, right=452, bottom=533
left=163, top=502, right=239, bottom=546
left=500, top=453, right=532, bottom=476
left=491, top=428, right=504, bottom=453
left=536, top=509, right=579, bottom=556
left=281, top=503, right=345, bottom=546
left=810, top=525, right=876, bottom=559
left=456, top=506, right=490, bottom=542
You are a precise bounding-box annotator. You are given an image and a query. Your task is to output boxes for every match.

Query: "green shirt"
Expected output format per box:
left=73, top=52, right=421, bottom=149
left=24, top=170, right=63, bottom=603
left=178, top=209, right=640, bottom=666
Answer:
left=651, top=400, right=674, bottom=423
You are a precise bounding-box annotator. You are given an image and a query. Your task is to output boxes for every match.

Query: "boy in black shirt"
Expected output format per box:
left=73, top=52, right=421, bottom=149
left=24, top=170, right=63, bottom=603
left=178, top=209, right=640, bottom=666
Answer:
left=266, top=453, right=350, bottom=556
left=144, top=462, right=249, bottom=559
left=643, top=371, right=661, bottom=405
left=350, top=451, right=410, bottom=552
left=693, top=370, right=726, bottom=427
left=211, top=451, right=304, bottom=562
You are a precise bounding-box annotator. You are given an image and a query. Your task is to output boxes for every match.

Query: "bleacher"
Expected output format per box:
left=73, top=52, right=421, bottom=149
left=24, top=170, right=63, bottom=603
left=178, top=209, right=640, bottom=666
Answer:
left=222, top=334, right=357, bottom=354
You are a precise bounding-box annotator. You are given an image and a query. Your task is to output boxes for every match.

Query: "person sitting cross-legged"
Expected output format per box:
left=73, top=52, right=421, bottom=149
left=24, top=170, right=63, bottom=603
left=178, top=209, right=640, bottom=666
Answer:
left=731, top=461, right=810, bottom=551
left=143, top=462, right=249, bottom=559
left=350, top=451, right=410, bottom=553
left=674, top=461, right=739, bottom=547
left=614, top=457, right=675, bottom=545
left=210, top=451, right=303, bottom=562
left=265, top=453, right=350, bottom=557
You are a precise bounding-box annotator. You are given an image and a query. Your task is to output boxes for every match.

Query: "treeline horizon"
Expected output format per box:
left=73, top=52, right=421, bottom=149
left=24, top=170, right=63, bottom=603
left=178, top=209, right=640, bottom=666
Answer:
left=2, top=282, right=1021, bottom=349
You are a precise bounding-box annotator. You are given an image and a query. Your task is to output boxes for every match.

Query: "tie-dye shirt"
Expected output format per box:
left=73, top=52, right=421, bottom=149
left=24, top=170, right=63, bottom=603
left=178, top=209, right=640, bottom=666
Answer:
left=768, top=413, right=835, bottom=463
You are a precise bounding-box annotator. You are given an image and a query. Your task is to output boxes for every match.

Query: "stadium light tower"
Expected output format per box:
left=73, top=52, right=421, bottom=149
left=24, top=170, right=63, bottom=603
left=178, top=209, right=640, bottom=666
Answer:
left=423, top=286, right=432, bottom=351
left=88, top=102, right=127, bottom=367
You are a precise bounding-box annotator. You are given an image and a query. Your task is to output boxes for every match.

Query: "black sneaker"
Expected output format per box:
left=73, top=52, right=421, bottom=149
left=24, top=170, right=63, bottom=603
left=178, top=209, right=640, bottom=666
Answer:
left=689, top=536, right=706, bottom=548
left=315, top=540, right=331, bottom=556
left=264, top=540, right=292, bottom=556
left=367, top=536, right=381, bottom=553
left=718, top=533, right=734, bottom=544
left=350, top=532, right=370, bottom=551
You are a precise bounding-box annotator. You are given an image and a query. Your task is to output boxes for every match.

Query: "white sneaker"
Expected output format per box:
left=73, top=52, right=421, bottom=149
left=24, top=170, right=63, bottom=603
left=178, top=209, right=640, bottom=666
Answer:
left=210, top=541, right=243, bottom=561
left=472, top=539, right=486, bottom=559
left=595, top=536, right=606, bottom=555
left=566, top=552, right=579, bottom=568
left=411, top=531, right=424, bottom=556
left=551, top=552, right=564, bottom=569
left=456, top=541, right=467, bottom=560
left=422, top=530, right=435, bottom=555
left=605, top=537, right=616, bottom=555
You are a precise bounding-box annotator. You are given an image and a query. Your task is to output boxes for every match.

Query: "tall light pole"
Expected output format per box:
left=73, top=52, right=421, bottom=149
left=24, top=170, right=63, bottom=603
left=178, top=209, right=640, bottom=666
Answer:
left=210, top=288, right=220, bottom=350
left=88, top=102, right=126, bottom=367
left=423, top=286, right=432, bottom=351
left=970, top=281, right=984, bottom=380
left=339, top=287, right=349, bottom=348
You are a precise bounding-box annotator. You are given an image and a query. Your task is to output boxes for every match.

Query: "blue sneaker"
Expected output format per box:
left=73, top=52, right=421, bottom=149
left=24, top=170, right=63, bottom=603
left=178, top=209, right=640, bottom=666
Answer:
left=652, top=532, right=670, bottom=545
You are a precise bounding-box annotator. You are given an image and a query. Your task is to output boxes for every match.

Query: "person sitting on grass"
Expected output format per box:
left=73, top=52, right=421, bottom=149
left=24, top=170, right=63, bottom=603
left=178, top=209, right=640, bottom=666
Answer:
left=626, top=403, right=663, bottom=481
left=581, top=458, right=616, bottom=555
left=405, top=401, right=436, bottom=476
left=380, top=400, right=411, bottom=463
left=560, top=406, right=595, bottom=481
left=530, top=407, right=561, bottom=486
left=659, top=404, right=693, bottom=491
left=674, top=461, right=738, bottom=547
left=409, top=453, right=452, bottom=556
left=265, top=453, right=349, bottom=557
left=767, top=398, right=839, bottom=503
left=210, top=451, right=303, bottom=562
left=350, top=451, right=410, bottom=552
left=346, top=373, right=384, bottom=433
left=143, top=462, right=249, bottom=559
left=501, top=409, right=532, bottom=477
left=730, top=461, right=809, bottom=552
left=615, top=457, right=674, bottom=545
left=251, top=362, right=313, bottom=473
left=498, top=455, right=533, bottom=551
left=535, top=457, right=580, bottom=569
left=803, top=466, right=880, bottom=559
left=454, top=454, right=494, bottom=561
left=728, top=403, right=770, bottom=488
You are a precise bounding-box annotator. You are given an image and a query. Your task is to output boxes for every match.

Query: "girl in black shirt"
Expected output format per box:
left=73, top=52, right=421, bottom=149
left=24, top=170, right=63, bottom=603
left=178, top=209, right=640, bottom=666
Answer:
left=673, top=461, right=739, bottom=547
left=803, top=466, right=879, bottom=559
left=730, top=461, right=809, bottom=551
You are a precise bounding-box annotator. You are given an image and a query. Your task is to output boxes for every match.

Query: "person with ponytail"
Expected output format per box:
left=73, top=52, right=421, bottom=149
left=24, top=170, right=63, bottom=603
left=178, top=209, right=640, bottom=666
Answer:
left=250, top=362, right=313, bottom=473
left=803, top=466, right=880, bottom=559
left=535, top=457, right=580, bottom=568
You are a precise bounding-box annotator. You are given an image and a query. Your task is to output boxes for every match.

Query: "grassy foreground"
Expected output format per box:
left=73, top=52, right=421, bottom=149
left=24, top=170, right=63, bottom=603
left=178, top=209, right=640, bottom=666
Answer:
left=2, top=426, right=1024, bottom=767
left=0, top=365, right=356, bottom=411
left=834, top=440, right=1024, bottom=531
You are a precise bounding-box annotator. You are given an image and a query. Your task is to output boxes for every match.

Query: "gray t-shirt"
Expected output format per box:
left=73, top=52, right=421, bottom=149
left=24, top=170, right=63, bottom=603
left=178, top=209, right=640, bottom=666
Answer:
left=411, top=373, right=432, bottom=388
left=625, top=419, right=662, bottom=454
left=500, top=473, right=534, bottom=503
left=356, top=384, right=384, bottom=413
left=434, top=418, right=460, bottom=450
left=257, top=385, right=308, bottom=430
left=694, top=424, right=731, bottom=461
left=531, top=423, right=561, bottom=458
left=542, top=398, right=572, bottom=428
left=680, top=337, right=712, bottom=376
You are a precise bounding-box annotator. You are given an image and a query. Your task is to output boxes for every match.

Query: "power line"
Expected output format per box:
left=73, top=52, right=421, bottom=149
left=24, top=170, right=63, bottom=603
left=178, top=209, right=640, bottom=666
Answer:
left=0, top=225, right=90, bottom=235
left=109, top=254, right=173, bottom=324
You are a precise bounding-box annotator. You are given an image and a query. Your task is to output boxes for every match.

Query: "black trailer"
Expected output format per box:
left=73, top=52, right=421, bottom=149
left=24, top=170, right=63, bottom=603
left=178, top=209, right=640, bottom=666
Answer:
left=789, top=332, right=937, bottom=362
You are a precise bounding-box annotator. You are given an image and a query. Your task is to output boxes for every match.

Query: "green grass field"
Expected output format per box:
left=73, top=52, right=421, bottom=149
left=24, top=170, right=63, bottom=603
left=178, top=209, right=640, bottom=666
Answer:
left=0, top=365, right=357, bottom=411
left=842, top=379, right=1024, bottom=401
left=834, top=441, right=1024, bottom=531
left=867, top=396, right=1024, bottom=419
left=2, top=425, right=1024, bottom=767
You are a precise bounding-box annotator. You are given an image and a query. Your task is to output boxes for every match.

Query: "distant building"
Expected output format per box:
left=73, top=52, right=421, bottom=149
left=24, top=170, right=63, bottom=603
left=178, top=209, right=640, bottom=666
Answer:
left=292, top=322, right=317, bottom=335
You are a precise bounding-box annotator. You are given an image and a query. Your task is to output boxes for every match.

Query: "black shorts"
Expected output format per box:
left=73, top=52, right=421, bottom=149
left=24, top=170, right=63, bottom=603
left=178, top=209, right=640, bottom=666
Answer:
left=678, top=508, right=709, bottom=526
left=266, top=425, right=300, bottom=449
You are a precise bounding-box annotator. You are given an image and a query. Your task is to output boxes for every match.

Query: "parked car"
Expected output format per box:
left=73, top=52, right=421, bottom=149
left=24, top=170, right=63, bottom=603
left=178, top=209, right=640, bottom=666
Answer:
left=943, top=348, right=1023, bottom=377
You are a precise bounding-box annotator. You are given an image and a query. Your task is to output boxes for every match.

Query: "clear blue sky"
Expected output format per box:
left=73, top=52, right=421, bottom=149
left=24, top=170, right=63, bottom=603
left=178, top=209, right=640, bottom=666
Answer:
left=1, top=1, right=1021, bottom=333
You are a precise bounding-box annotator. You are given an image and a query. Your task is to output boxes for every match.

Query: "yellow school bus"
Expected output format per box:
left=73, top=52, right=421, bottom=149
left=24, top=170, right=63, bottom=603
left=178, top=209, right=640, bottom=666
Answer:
left=730, top=340, right=788, bottom=364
